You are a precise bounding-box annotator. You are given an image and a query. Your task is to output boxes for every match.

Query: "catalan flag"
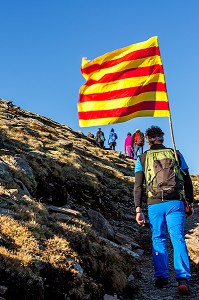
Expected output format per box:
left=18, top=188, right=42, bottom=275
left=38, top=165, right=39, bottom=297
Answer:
left=78, top=36, right=170, bottom=127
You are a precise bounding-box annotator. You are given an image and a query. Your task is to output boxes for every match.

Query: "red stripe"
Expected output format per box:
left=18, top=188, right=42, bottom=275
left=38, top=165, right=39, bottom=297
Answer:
left=78, top=101, right=169, bottom=120
left=79, top=82, right=167, bottom=103
left=85, top=65, right=164, bottom=86
left=81, top=46, right=160, bottom=76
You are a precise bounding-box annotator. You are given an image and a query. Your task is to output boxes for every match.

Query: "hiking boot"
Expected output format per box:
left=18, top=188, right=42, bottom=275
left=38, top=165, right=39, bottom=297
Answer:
left=177, top=278, right=190, bottom=295
left=155, top=277, right=169, bottom=288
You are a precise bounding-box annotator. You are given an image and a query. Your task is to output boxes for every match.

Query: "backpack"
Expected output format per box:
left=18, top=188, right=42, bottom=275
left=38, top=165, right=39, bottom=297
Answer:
left=144, top=149, right=184, bottom=200
left=99, top=133, right=105, bottom=142
left=112, top=133, right=117, bottom=141
left=134, top=132, right=144, bottom=146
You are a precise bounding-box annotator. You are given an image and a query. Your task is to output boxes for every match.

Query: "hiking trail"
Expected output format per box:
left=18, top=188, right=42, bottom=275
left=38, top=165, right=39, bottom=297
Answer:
left=133, top=204, right=199, bottom=300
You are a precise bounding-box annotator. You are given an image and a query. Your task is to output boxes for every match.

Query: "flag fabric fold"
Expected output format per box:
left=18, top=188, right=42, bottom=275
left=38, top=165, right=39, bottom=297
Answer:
left=78, top=36, right=170, bottom=127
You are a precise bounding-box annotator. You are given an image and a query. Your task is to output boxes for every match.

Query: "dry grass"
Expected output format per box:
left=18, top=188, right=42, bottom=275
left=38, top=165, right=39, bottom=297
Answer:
left=41, top=236, right=78, bottom=270
left=0, top=185, right=7, bottom=195
left=0, top=215, right=40, bottom=257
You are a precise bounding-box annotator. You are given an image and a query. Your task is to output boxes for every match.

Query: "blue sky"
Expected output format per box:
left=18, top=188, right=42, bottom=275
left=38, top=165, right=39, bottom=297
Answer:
left=0, top=0, right=198, bottom=174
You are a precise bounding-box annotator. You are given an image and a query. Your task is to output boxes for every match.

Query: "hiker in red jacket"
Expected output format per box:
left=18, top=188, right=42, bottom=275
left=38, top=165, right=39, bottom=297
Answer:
left=132, top=129, right=144, bottom=159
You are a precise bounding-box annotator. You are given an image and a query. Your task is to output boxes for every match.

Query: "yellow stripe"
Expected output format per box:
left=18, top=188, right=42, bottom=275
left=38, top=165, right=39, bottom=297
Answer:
left=79, top=110, right=170, bottom=127
left=82, top=36, right=158, bottom=70
left=78, top=92, right=168, bottom=112
left=80, top=73, right=166, bottom=95
left=85, top=55, right=163, bottom=81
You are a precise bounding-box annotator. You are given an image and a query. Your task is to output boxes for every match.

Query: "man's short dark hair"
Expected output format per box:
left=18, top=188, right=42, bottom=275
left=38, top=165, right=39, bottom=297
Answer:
left=145, top=126, right=164, bottom=142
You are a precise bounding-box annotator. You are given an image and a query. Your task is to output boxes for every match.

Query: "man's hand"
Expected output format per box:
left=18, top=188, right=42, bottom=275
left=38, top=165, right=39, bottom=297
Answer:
left=135, top=210, right=146, bottom=226
left=187, top=203, right=194, bottom=218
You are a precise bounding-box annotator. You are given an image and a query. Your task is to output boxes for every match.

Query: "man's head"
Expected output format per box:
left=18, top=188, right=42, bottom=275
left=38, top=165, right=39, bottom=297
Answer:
left=136, top=128, right=140, bottom=132
left=145, top=126, right=164, bottom=144
left=98, top=128, right=101, bottom=132
left=111, top=128, right=114, bottom=132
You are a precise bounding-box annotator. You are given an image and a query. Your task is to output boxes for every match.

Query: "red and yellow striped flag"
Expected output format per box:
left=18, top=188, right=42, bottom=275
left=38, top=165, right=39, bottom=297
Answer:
left=78, top=36, right=170, bottom=127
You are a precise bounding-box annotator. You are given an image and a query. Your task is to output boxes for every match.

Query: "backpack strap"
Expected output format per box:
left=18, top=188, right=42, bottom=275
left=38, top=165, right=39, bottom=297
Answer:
left=139, top=151, right=147, bottom=169
left=139, top=148, right=181, bottom=172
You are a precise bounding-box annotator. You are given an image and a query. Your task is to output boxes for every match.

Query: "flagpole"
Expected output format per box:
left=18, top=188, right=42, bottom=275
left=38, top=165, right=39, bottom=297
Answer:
left=168, top=113, right=183, bottom=170
left=168, top=114, right=177, bottom=155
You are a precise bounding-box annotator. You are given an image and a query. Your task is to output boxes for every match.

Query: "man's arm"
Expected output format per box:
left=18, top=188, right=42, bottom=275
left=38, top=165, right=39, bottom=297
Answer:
left=178, top=152, right=194, bottom=216
left=134, top=157, right=146, bottom=225
left=182, top=168, right=194, bottom=204
left=178, top=152, right=194, bottom=204
left=134, top=171, right=145, bottom=208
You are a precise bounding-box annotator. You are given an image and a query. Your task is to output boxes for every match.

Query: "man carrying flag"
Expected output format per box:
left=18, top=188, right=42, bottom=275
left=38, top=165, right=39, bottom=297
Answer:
left=134, top=125, right=194, bottom=295
left=78, top=37, right=194, bottom=295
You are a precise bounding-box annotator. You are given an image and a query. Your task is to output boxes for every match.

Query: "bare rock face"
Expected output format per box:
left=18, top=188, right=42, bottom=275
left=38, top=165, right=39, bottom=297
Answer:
left=13, top=155, right=34, bottom=178
left=0, top=161, right=13, bottom=182
left=88, top=208, right=115, bottom=239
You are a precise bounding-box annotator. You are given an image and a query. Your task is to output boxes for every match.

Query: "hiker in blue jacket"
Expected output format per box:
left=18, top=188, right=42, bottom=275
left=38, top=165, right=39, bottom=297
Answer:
left=134, top=126, right=194, bottom=296
left=108, top=128, right=118, bottom=150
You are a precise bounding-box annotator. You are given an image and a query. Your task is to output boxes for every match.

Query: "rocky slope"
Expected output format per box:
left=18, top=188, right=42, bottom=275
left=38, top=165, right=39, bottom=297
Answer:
left=0, top=99, right=199, bottom=300
left=0, top=99, right=141, bottom=300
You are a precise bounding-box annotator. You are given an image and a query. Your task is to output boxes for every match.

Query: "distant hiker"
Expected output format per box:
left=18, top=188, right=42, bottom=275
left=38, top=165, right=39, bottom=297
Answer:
left=124, top=132, right=134, bottom=158
left=95, top=128, right=105, bottom=149
left=87, top=132, right=94, bottom=139
left=108, top=128, right=118, bottom=150
left=132, top=128, right=144, bottom=159
left=134, top=125, right=194, bottom=296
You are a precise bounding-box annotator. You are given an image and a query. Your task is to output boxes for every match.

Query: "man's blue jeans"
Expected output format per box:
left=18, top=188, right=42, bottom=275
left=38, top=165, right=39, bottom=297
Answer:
left=134, top=145, right=143, bottom=159
left=148, top=200, right=191, bottom=280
